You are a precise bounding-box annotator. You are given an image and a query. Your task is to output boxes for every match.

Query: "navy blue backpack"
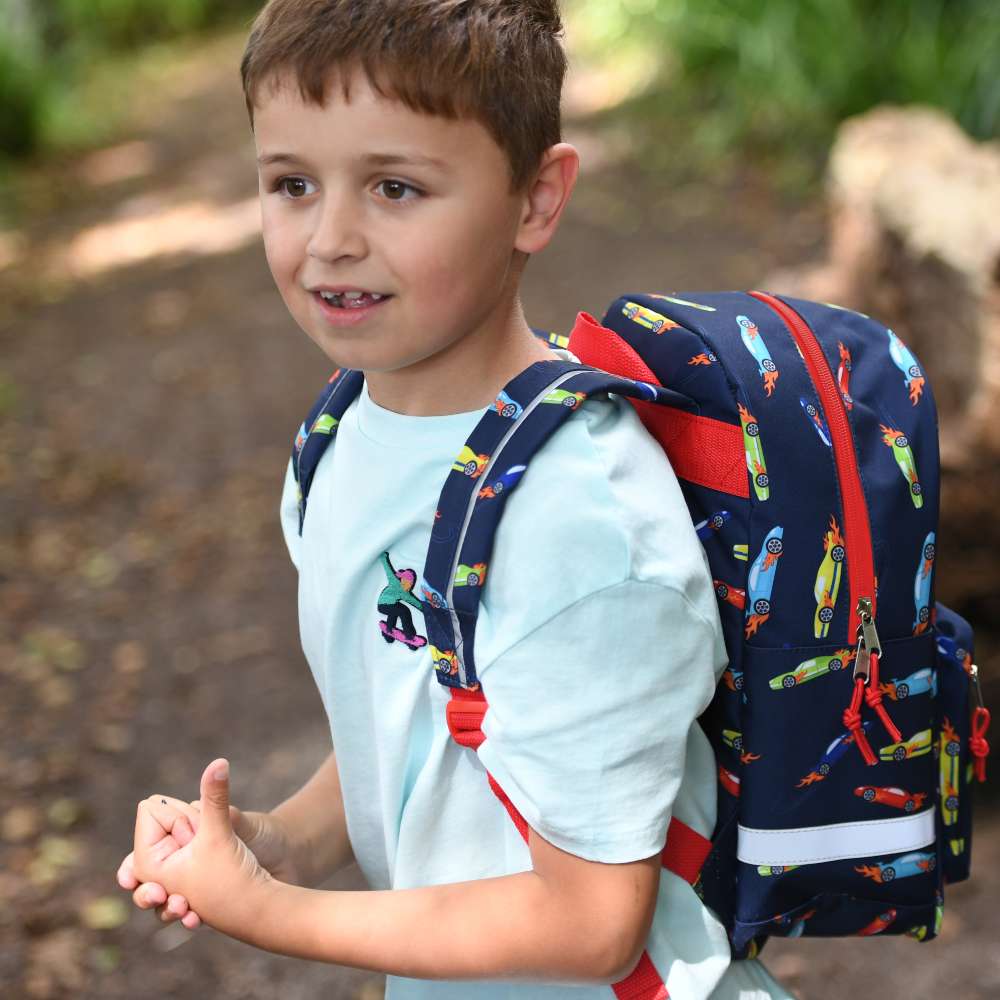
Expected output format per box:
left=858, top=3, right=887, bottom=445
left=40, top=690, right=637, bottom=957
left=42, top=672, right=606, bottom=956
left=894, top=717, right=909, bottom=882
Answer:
left=291, top=291, right=991, bottom=995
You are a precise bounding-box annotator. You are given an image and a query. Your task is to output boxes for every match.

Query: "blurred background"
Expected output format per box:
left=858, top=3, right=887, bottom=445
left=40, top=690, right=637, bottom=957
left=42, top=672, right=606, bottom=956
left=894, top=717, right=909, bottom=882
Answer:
left=1, top=1, right=998, bottom=997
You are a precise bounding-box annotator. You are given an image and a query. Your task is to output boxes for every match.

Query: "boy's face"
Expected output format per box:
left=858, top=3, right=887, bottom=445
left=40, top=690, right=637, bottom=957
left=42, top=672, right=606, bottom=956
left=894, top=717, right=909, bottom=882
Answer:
left=253, top=70, right=534, bottom=399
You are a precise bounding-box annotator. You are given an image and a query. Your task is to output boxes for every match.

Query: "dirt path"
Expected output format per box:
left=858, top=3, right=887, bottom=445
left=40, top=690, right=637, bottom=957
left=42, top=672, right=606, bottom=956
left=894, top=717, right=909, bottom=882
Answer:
left=1, top=28, right=996, bottom=1000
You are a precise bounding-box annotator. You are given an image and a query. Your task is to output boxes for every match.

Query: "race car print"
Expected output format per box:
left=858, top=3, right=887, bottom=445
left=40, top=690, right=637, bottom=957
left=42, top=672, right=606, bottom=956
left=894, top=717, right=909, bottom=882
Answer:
left=879, top=728, right=932, bottom=762
left=837, top=341, right=854, bottom=410
left=733, top=543, right=749, bottom=562
left=939, top=718, right=962, bottom=826
left=769, top=649, right=851, bottom=690
left=799, top=397, right=831, bottom=447
left=544, top=330, right=570, bottom=350
left=715, top=580, right=746, bottom=611
left=722, top=666, right=744, bottom=691
left=936, top=632, right=973, bottom=675
left=420, top=583, right=448, bottom=609
left=853, top=785, right=927, bottom=813
left=737, top=314, right=780, bottom=396
left=857, top=909, right=896, bottom=936
left=494, top=390, right=523, bottom=420
left=757, top=865, right=800, bottom=877
left=621, top=301, right=680, bottom=334
left=718, top=765, right=741, bottom=797
left=478, top=464, right=527, bottom=500
left=542, top=388, right=586, bottom=409
left=454, top=563, right=487, bottom=587
left=880, top=424, right=923, bottom=508
left=913, top=532, right=935, bottom=634
left=738, top=402, right=771, bottom=501
left=798, top=723, right=872, bottom=786
left=294, top=422, right=308, bottom=453
left=813, top=515, right=845, bottom=638
left=311, top=413, right=339, bottom=435
left=452, top=446, right=491, bottom=479
left=878, top=667, right=937, bottom=701
left=887, top=329, right=925, bottom=405
left=856, top=851, right=935, bottom=884
left=745, top=527, right=783, bottom=638
left=430, top=645, right=459, bottom=676
left=695, top=509, right=732, bottom=541
left=688, top=352, right=717, bottom=366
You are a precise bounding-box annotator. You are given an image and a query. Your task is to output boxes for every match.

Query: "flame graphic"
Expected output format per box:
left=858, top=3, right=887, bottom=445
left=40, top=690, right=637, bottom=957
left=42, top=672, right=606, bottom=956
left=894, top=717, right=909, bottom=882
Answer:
left=797, top=771, right=825, bottom=787
left=762, top=548, right=782, bottom=571
left=740, top=751, right=762, bottom=765
left=880, top=424, right=903, bottom=447
left=738, top=402, right=753, bottom=424
left=825, top=515, right=845, bottom=550
left=744, top=612, right=769, bottom=638
left=762, top=368, right=780, bottom=396
left=689, top=353, right=712, bottom=366
left=908, top=376, right=925, bottom=405
left=855, top=864, right=884, bottom=883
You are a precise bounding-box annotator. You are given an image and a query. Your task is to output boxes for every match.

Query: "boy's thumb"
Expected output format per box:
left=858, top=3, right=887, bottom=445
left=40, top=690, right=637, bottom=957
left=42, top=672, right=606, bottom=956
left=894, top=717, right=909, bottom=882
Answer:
left=198, top=759, right=232, bottom=833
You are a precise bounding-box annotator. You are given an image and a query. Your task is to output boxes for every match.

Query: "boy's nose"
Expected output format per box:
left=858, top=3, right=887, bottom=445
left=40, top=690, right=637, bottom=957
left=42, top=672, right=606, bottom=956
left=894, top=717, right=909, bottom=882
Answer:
left=306, top=193, right=367, bottom=262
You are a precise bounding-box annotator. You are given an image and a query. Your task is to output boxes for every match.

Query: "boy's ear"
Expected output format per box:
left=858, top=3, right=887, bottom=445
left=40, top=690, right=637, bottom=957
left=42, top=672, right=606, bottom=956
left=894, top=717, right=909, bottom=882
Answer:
left=514, top=143, right=580, bottom=256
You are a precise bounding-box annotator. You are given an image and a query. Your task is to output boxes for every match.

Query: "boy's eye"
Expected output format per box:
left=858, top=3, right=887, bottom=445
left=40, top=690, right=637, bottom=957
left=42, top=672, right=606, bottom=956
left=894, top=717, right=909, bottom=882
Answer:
left=376, top=179, right=420, bottom=202
left=274, top=176, right=315, bottom=198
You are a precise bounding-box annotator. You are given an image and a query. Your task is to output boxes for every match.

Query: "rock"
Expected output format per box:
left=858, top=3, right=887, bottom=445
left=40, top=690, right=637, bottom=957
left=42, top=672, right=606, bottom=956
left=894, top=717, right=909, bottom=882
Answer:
left=3, top=805, right=42, bottom=843
left=767, top=105, right=1000, bottom=469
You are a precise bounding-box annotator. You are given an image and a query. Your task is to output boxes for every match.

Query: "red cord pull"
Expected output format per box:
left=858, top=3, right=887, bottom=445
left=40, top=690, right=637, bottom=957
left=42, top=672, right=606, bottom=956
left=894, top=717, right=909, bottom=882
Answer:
left=843, top=677, right=877, bottom=766
left=970, top=707, right=991, bottom=783
left=863, top=651, right=902, bottom=743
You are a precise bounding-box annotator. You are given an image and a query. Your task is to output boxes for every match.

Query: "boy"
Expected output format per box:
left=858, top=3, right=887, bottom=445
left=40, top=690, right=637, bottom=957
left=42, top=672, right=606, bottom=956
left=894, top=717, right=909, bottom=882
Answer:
left=118, top=1, right=790, bottom=996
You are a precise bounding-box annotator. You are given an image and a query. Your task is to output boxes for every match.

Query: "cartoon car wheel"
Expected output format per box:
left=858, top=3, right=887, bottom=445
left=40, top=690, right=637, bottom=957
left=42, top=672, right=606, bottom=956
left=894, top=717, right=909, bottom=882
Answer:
left=625, top=306, right=637, bottom=319
left=427, top=594, right=442, bottom=609
left=782, top=674, right=796, bottom=689
left=466, top=573, right=480, bottom=587
left=754, top=598, right=771, bottom=615
left=896, top=683, right=910, bottom=699
left=909, top=364, right=921, bottom=377
left=863, top=788, right=876, bottom=801
left=946, top=740, right=961, bottom=757
left=757, top=473, right=769, bottom=489
left=716, top=583, right=729, bottom=599
left=652, top=319, right=664, bottom=333
left=895, top=434, right=908, bottom=448
left=830, top=657, right=844, bottom=671
left=712, top=514, right=726, bottom=529
left=882, top=866, right=896, bottom=883
left=819, top=762, right=831, bottom=776
left=746, top=421, right=760, bottom=437
left=733, top=735, right=743, bottom=752
left=436, top=659, right=450, bottom=672
left=945, top=795, right=959, bottom=812
left=562, top=395, right=577, bottom=407
left=766, top=537, right=783, bottom=555
left=493, top=481, right=505, bottom=494
left=918, top=607, right=930, bottom=623
left=805, top=403, right=817, bottom=417
left=904, top=799, right=916, bottom=812
left=911, top=482, right=922, bottom=496
left=500, top=403, right=516, bottom=418
left=819, top=607, right=834, bottom=624
left=831, top=545, right=845, bottom=562
left=738, top=317, right=754, bottom=329
left=924, top=542, right=935, bottom=561
left=464, top=461, right=479, bottom=475
left=893, top=746, right=907, bottom=762
left=762, top=358, right=777, bottom=373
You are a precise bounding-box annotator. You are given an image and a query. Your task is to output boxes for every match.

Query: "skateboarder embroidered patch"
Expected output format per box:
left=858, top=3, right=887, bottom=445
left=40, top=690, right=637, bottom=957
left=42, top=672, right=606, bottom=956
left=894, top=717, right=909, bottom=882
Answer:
left=376, top=552, right=427, bottom=650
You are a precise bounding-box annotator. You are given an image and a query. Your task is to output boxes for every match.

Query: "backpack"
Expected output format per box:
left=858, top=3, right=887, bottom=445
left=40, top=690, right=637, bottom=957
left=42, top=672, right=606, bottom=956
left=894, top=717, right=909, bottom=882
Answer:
left=290, top=290, right=991, bottom=993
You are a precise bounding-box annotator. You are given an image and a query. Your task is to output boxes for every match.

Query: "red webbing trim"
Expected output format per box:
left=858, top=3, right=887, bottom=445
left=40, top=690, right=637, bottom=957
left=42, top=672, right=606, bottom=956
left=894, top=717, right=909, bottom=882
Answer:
left=448, top=688, right=672, bottom=1000
left=660, top=817, right=712, bottom=885
left=568, top=312, right=749, bottom=498
left=612, top=951, right=670, bottom=1000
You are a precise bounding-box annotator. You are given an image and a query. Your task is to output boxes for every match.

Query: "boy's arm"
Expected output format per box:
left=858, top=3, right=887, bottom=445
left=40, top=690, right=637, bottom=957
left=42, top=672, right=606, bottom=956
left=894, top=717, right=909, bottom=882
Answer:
left=270, top=750, right=354, bottom=887
left=234, top=824, right=660, bottom=985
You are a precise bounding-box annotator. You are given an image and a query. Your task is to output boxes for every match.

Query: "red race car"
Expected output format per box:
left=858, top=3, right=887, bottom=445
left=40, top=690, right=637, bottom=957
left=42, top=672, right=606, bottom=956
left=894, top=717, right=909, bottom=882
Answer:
left=854, top=785, right=926, bottom=813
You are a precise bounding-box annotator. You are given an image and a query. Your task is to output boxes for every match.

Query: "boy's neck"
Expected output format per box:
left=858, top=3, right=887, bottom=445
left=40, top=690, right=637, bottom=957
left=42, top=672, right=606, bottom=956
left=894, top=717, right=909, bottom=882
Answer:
left=363, top=298, right=557, bottom=417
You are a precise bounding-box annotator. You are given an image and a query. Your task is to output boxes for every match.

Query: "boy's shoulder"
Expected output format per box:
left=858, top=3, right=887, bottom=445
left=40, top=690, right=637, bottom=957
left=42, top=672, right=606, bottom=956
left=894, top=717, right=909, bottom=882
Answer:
left=485, top=390, right=715, bottom=630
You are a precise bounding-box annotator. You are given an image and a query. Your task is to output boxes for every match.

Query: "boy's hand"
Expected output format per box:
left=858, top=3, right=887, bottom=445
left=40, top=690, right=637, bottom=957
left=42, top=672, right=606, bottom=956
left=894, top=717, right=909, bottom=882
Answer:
left=118, top=789, right=304, bottom=930
left=129, top=760, right=275, bottom=935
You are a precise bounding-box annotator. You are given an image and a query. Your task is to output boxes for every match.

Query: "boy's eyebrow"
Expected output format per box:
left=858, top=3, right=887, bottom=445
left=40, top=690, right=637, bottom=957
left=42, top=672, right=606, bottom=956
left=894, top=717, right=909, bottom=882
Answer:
left=256, top=151, right=451, bottom=172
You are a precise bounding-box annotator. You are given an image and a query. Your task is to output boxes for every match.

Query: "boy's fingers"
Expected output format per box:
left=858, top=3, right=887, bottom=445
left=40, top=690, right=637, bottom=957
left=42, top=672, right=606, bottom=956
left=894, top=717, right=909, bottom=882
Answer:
left=133, top=882, right=167, bottom=909
left=117, top=852, right=138, bottom=890
left=181, top=910, right=202, bottom=930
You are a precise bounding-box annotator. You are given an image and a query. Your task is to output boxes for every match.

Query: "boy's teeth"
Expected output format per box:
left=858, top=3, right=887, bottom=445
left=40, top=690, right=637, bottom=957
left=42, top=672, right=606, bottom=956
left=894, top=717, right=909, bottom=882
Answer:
left=319, top=290, right=386, bottom=307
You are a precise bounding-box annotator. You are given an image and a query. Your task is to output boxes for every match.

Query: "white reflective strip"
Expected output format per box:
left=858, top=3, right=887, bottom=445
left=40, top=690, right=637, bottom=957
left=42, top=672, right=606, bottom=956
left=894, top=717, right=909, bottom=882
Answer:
left=737, top=809, right=935, bottom=866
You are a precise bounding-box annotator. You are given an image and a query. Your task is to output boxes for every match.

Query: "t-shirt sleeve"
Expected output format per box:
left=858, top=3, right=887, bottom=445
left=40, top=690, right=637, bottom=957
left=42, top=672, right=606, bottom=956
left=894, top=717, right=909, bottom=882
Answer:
left=475, top=578, right=722, bottom=864
left=279, top=459, right=301, bottom=570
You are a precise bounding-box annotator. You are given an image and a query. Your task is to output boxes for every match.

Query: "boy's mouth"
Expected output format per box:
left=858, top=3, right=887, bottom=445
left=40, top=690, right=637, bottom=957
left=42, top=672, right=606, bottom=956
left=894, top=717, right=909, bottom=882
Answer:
left=316, top=290, right=391, bottom=310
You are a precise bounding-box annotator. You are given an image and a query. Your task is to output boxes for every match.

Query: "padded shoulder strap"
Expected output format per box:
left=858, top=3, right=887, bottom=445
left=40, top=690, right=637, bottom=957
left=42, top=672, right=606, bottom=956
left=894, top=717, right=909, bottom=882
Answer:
left=291, top=368, right=364, bottom=534
left=421, top=357, right=695, bottom=691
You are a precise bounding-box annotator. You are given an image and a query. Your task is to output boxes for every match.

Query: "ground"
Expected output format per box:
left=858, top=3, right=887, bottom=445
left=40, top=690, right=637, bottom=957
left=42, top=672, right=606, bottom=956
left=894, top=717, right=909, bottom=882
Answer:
left=0, top=29, right=996, bottom=1000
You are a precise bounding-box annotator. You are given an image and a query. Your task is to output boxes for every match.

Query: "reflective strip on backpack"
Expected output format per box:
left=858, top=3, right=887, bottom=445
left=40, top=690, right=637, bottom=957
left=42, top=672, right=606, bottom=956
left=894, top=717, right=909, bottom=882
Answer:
left=737, top=809, right=935, bottom=867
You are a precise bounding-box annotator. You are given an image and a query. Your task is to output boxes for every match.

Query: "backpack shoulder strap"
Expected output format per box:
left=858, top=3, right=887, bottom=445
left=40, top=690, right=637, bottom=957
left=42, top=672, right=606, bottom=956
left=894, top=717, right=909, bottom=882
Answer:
left=291, top=368, right=365, bottom=535
left=421, top=357, right=695, bottom=692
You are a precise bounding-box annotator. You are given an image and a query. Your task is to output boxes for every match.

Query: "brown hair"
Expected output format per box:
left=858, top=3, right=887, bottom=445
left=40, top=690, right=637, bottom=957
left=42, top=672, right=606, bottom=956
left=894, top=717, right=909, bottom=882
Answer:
left=241, top=0, right=567, bottom=192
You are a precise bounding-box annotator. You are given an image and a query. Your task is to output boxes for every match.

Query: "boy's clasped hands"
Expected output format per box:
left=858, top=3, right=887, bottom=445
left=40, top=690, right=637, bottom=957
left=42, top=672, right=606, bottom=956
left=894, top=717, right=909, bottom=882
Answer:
left=116, top=759, right=298, bottom=934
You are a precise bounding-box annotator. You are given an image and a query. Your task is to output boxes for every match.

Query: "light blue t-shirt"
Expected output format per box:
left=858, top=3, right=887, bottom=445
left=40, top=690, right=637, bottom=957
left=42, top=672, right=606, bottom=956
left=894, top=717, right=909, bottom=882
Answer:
left=280, top=376, right=791, bottom=1000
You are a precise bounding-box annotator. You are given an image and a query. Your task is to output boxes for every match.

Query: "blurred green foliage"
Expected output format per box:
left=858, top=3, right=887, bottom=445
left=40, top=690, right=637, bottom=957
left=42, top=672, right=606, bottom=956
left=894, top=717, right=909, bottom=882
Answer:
left=0, top=0, right=259, bottom=161
left=570, top=0, right=1000, bottom=172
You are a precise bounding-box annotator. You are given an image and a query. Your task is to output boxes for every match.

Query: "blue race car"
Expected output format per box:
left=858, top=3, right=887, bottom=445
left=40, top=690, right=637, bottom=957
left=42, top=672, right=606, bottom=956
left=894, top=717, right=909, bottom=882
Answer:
left=856, top=850, right=935, bottom=884
left=478, top=464, right=527, bottom=500
left=494, top=390, right=524, bottom=420
left=798, top=722, right=872, bottom=786
left=887, top=329, right=925, bottom=405
left=745, top=526, right=783, bottom=637
left=799, top=397, right=831, bottom=447
left=694, top=509, right=732, bottom=541
left=879, top=667, right=937, bottom=701
left=913, top=532, right=935, bottom=633
left=737, top=314, right=780, bottom=396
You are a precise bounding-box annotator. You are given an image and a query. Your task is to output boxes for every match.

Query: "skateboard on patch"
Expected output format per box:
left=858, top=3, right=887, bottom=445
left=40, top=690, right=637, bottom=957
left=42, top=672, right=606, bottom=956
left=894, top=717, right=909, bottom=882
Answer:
left=379, top=621, right=427, bottom=649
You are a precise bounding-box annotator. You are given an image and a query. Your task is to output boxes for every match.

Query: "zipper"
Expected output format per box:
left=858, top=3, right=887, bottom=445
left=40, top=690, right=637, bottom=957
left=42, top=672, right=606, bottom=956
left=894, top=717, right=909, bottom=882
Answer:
left=749, top=291, right=874, bottom=641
